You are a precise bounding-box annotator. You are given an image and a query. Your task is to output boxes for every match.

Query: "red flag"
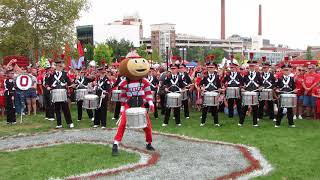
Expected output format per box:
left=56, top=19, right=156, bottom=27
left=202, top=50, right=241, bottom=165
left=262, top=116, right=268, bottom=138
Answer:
left=77, top=41, right=84, bottom=57
left=64, top=42, right=71, bottom=71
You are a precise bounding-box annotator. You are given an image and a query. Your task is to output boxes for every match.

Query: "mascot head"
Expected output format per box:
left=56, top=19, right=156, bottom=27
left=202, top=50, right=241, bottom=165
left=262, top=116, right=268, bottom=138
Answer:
left=119, top=55, right=150, bottom=80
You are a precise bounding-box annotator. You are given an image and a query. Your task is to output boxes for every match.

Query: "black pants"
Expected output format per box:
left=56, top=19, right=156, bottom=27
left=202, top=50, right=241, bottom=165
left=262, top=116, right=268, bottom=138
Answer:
left=114, top=102, right=121, bottom=119
left=44, top=90, right=54, bottom=119
left=160, top=94, right=166, bottom=115
left=54, top=102, right=72, bottom=126
left=201, top=106, right=219, bottom=124
left=258, top=100, right=275, bottom=119
left=77, top=100, right=93, bottom=120
left=94, top=97, right=107, bottom=127
left=227, top=98, right=242, bottom=118
left=239, top=105, right=258, bottom=125
left=276, top=107, right=294, bottom=126
left=164, top=107, right=181, bottom=124
left=182, top=99, right=189, bottom=118
left=5, top=93, right=16, bottom=123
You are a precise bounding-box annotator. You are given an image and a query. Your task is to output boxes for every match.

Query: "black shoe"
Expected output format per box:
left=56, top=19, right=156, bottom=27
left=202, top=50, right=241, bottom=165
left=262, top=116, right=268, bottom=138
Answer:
left=146, top=143, right=155, bottom=151
left=112, top=144, right=119, bottom=156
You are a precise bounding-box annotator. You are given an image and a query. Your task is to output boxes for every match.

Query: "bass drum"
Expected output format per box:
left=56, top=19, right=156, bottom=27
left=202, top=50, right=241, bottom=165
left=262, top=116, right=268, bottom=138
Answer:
left=16, top=74, right=32, bottom=91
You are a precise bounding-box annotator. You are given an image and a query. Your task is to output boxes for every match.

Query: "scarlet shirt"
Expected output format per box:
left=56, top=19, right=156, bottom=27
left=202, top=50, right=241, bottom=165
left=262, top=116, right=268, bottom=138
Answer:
left=0, top=87, right=5, bottom=107
left=295, top=74, right=304, bottom=96
left=304, top=73, right=320, bottom=95
left=312, top=86, right=320, bottom=97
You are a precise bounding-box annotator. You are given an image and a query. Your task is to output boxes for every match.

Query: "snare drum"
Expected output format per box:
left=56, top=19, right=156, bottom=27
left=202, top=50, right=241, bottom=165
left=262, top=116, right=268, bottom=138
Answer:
left=226, top=87, right=240, bottom=99
left=242, top=91, right=259, bottom=106
left=111, top=90, right=122, bottom=102
left=259, top=89, right=273, bottom=101
left=51, top=89, right=67, bottom=103
left=280, top=94, right=297, bottom=108
left=181, top=90, right=188, bottom=100
left=83, top=94, right=99, bottom=109
left=75, top=89, right=88, bottom=101
left=166, top=92, right=182, bottom=107
left=203, top=91, right=219, bottom=106
left=125, top=107, right=147, bottom=129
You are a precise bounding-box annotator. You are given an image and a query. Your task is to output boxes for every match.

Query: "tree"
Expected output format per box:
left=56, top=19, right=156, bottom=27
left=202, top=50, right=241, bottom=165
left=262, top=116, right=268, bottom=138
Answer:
left=136, top=44, right=148, bottom=59
left=0, top=0, right=89, bottom=59
left=83, top=43, right=94, bottom=60
left=93, top=44, right=113, bottom=65
left=106, top=39, right=133, bottom=61
left=306, top=46, right=313, bottom=60
left=186, top=47, right=205, bottom=62
left=171, top=47, right=180, bottom=57
left=150, top=48, right=161, bottom=63
left=207, top=48, right=225, bottom=63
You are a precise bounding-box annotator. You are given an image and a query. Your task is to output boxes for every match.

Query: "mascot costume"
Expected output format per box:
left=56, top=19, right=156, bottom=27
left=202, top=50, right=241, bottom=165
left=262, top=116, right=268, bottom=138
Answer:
left=112, top=54, right=155, bottom=156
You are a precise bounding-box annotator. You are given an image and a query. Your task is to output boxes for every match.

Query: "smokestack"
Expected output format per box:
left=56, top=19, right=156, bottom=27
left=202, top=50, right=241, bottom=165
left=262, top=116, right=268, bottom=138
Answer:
left=221, top=0, right=225, bottom=39
left=258, top=4, right=262, bottom=36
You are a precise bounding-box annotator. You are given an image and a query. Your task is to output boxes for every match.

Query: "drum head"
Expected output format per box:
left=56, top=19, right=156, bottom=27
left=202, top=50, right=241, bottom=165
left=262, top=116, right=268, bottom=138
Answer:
left=85, top=94, right=98, bottom=99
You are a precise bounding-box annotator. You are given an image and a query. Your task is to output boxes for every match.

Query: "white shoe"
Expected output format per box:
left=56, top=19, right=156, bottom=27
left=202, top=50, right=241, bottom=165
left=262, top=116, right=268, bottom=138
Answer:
left=298, top=115, right=303, bottom=120
left=101, top=126, right=106, bottom=129
left=162, top=123, right=167, bottom=127
left=238, top=123, right=243, bottom=127
left=112, top=117, right=115, bottom=120
left=77, top=119, right=81, bottom=122
left=45, top=117, right=49, bottom=120
left=177, top=124, right=182, bottom=127
left=275, top=125, right=280, bottom=128
left=257, top=118, right=260, bottom=122
left=91, top=118, right=94, bottom=122
left=172, top=117, right=175, bottom=120
left=293, top=115, right=297, bottom=120
left=186, top=117, right=190, bottom=119
left=215, top=124, right=221, bottom=127
left=48, top=118, right=55, bottom=121
left=69, top=123, right=74, bottom=128
left=200, top=123, right=205, bottom=127
left=56, top=125, right=62, bottom=129
left=12, top=122, right=17, bottom=125
left=93, top=125, right=99, bottom=128
left=289, top=125, right=296, bottom=128
left=253, top=124, right=259, bottom=127
left=273, top=119, right=277, bottom=122
left=200, top=116, right=202, bottom=119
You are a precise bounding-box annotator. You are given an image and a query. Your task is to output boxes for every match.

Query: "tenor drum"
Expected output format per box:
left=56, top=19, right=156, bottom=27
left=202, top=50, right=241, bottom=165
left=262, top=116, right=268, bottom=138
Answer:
left=111, top=90, right=122, bottom=102
left=181, top=90, right=188, bottom=100
left=51, top=89, right=67, bottom=103
left=166, top=92, right=182, bottom=107
left=280, top=94, right=297, bottom=108
left=226, top=87, right=240, bottom=99
left=203, top=91, right=219, bottom=106
left=83, top=94, right=99, bottom=109
left=242, top=91, right=259, bottom=106
left=259, top=89, right=273, bottom=101
left=125, top=107, right=147, bottom=129
left=75, top=89, right=88, bottom=101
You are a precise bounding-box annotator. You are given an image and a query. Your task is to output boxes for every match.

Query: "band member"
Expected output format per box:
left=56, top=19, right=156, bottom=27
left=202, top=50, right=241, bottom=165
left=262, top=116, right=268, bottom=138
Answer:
left=112, top=74, right=126, bottom=120
left=4, top=70, right=16, bottom=124
left=93, top=67, right=112, bottom=128
left=239, top=61, right=262, bottom=127
left=74, top=68, right=94, bottom=122
left=162, top=64, right=185, bottom=127
left=43, top=65, right=55, bottom=121
left=200, top=62, right=221, bottom=126
left=223, top=63, right=243, bottom=119
left=275, top=65, right=296, bottom=127
left=258, top=62, right=276, bottom=121
left=112, top=56, right=155, bottom=156
left=145, top=67, right=159, bottom=119
left=48, top=60, right=73, bottom=129
left=179, top=64, right=192, bottom=119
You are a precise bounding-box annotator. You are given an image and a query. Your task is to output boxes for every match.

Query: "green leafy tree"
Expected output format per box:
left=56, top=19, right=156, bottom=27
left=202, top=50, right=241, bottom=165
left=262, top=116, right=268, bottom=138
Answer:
left=171, top=47, right=180, bottom=57
left=150, top=48, right=161, bottom=63
left=136, top=44, right=148, bottom=59
left=186, top=47, right=205, bottom=62
left=84, top=43, right=94, bottom=60
left=306, top=46, right=313, bottom=60
left=94, top=44, right=113, bottom=65
left=207, top=48, right=225, bottom=63
left=106, top=39, right=133, bottom=61
left=0, top=0, right=89, bottom=59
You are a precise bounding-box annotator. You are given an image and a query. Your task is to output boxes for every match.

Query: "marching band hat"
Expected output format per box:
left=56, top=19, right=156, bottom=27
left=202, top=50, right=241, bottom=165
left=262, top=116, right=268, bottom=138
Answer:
left=248, top=61, right=257, bottom=66
left=206, top=61, right=217, bottom=67
left=262, top=62, right=271, bottom=67
left=170, top=64, right=179, bottom=69
left=229, top=63, right=238, bottom=67
left=284, top=56, right=289, bottom=61
left=308, top=64, right=316, bottom=69
left=97, top=67, right=106, bottom=72
left=281, top=64, right=292, bottom=69
left=179, top=64, right=187, bottom=68
left=75, top=68, right=81, bottom=71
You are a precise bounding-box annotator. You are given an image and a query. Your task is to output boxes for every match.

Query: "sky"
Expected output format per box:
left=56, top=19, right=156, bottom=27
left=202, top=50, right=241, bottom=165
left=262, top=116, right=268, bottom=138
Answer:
left=77, top=0, right=320, bottom=50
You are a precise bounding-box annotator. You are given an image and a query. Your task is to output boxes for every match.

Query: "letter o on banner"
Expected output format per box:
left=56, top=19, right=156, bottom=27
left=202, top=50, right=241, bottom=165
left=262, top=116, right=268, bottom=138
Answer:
left=16, top=74, right=32, bottom=90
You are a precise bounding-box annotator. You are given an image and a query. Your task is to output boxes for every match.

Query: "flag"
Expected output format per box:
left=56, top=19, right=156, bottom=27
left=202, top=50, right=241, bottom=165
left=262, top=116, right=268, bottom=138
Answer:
left=64, top=42, right=71, bottom=71
left=77, top=40, right=85, bottom=68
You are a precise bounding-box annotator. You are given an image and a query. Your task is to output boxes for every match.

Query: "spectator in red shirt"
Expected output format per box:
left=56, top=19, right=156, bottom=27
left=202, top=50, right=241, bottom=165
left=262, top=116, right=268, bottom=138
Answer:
left=294, top=66, right=305, bottom=120
left=302, top=64, right=319, bottom=118
left=311, top=81, right=320, bottom=120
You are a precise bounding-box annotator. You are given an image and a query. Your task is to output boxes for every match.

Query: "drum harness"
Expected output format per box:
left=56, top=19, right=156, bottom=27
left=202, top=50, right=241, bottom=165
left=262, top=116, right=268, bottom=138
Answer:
left=204, top=74, right=217, bottom=90
left=262, top=72, right=272, bottom=89
left=76, top=76, right=87, bottom=89
left=280, top=76, right=291, bottom=91
left=245, top=72, right=259, bottom=88
left=228, top=72, right=240, bottom=85
left=97, top=78, right=109, bottom=108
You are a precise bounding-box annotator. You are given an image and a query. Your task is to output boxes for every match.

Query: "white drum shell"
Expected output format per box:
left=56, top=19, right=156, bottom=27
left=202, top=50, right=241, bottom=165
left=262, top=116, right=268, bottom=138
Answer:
left=280, top=94, right=297, bottom=108
left=166, top=93, right=182, bottom=107
left=76, top=89, right=88, bottom=101
left=203, top=92, right=219, bottom=106
left=259, top=89, right=273, bottom=101
left=111, top=90, right=122, bottom=102
left=125, top=107, right=147, bottom=129
left=226, top=87, right=240, bottom=99
left=83, top=94, right=99, bottom=109
left=51, top=89, right=67, bottom=103
left=242, top=91, right=259, bottom=106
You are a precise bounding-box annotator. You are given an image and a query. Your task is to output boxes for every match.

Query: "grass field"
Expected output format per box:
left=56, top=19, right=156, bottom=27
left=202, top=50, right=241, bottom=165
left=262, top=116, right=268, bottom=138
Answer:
left=0, top=143, right=139, bottom=180
left=1, top=107, right=320, bottom=180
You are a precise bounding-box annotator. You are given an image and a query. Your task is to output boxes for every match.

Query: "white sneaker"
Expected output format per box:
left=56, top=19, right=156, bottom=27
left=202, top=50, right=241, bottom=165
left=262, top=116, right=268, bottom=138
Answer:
left=289, top=125, right=296, bottom=128
left=172, top=117, right=175, bottom=120
left=56, top=125, right=62, bottom=129
left=162, top=123, right=167, bottom=127
left=69, top=123, right=74, bottom=128
left=77, top=119, right=81, bottom=122
left=215, top=124, right=221, bottom=127
left=186, top=117, right=190, bottom=119
left=12, top=122, right=17, bottom=125
left=93, top=125, right=99, bottom=128
left=238, top=123, right=243, bottom=127
left=177, top=124, right=182, bottom=127
left=298, top=115, right=303, bottom=120
left=200, top=123, right=205, bottom=127
left=48, top=118, right=55, bottom=121
left=45, top=117, right=48, bottom=120
left=257, top=118, right=260, bottom=122
left=275, top=125, right=280, bottom=128
left=253, top=124, right=259, bottom=127
left=273, top=119, right=277, bottom=122
left=293, top=115, right=297, bottom=120
left=101, top=126, right=106, bottom=129
left=91, top=118, right=94, bottom=122
left=112, top=117, right=115, bottom=120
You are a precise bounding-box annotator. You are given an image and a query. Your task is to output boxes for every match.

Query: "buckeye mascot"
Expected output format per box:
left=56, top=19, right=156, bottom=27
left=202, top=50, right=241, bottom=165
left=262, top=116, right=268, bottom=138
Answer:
left=112, top=56, right=155, bottom=156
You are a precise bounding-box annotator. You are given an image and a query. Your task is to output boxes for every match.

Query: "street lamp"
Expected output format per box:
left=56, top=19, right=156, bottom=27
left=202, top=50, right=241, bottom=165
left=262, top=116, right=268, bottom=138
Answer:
left=166, top=47, right=169, bottom=71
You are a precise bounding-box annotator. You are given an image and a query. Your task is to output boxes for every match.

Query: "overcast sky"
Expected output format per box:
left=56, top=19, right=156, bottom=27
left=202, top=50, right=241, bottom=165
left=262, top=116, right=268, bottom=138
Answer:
left=77, top=0, right=320, bottom=50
